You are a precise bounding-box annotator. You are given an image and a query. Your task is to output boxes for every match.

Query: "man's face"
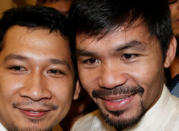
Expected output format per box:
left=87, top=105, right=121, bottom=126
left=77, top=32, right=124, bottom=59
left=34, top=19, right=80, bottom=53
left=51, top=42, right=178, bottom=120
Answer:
left=0, top=26, right=78, bottom=131
left=76, top=22, right=172, bottom=129
left=169, top=0, right=179, bottom=36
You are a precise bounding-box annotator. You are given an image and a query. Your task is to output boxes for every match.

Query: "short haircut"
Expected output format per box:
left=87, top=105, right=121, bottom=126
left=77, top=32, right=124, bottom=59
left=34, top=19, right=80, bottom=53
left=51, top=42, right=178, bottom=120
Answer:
left=0, top=6, right=69, bottom=49
left=69, top=0, right=173, bottom=59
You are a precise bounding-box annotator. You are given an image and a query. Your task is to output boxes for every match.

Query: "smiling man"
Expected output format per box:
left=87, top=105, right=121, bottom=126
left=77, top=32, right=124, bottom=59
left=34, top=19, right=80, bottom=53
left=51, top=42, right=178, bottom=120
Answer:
left=69, top=0, right=179, bottom=130
left=0, top=6, right=79, bottom=131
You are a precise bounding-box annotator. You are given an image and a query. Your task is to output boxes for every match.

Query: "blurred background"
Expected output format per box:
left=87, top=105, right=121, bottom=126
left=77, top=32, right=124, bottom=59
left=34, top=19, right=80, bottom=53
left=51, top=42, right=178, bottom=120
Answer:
left=0, top=0, right=36, bottom=17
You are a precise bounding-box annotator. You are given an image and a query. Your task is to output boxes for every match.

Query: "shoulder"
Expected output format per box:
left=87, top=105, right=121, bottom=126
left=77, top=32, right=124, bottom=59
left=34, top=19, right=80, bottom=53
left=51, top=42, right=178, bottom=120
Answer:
left=166, top=91, right=179, bottom=123
left=71, top=110, right=101, bottom=131
left=168, top=86, right=179, bottom=106
left=170, top=74, right=179, bottom=97
left=71, top=110, right=116, bottom=131
left=0, top=123, right=7, bottom=131
left=171, top=82, right=179, bottom=97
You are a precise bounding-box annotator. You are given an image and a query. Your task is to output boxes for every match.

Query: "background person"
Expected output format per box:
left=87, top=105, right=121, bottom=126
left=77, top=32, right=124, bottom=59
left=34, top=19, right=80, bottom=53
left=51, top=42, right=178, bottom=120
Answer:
left=169, top=0, right=179, bottom=37
left=36, top=0, right=72, bottom=16
left=169, top=36, right=179, bottom=97
left=69, top=0, right=179, bottom=130
left=0, top=6, right=79, bottom=131
left=168, top=0, right=179, bottom=97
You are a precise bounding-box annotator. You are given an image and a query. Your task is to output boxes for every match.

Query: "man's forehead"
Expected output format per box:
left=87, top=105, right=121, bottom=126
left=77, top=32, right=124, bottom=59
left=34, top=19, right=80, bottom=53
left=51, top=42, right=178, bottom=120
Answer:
left=76, top=18, right=146, bottom=39
left=76, top=22, right=150, bottom=44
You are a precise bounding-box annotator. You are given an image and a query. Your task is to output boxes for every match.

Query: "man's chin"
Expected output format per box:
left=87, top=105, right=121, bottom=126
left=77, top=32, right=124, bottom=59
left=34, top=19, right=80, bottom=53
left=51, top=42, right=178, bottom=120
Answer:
left=99, top=106, right=146, bottom=130
left=6, top=124, right=52, bottom=131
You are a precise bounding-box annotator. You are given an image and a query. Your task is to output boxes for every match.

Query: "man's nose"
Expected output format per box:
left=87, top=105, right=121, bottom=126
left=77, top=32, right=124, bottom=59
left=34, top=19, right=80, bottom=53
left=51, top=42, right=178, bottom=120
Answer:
left=98, top=64, right=128, bottom=89
left=19, top=71, right=52, bottom=101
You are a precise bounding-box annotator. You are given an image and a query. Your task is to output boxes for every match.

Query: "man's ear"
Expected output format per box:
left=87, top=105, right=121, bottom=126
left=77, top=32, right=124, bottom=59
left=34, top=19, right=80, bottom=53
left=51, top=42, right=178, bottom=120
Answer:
left=73, top=80, right=81, bottom=100
left=164, top=36, right=177, bottom=68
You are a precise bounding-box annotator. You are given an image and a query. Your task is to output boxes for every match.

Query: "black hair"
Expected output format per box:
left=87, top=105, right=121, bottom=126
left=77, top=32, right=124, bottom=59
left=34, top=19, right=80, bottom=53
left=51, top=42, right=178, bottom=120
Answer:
left=69, top=0, right=173, bottom=59
left=0, top=6, right=69, bottom=49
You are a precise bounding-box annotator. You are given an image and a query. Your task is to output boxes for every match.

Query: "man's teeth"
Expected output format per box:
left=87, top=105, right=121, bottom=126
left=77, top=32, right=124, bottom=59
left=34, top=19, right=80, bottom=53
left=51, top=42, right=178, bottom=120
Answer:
left=111, top=97, right=129, bottom=102
left=29, top=111, right=40, bottom=114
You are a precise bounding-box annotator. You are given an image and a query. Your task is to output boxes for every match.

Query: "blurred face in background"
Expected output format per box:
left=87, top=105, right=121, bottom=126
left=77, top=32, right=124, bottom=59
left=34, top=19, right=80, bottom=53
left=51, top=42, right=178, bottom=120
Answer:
left=169, top=0, right=179, bottom=36
left=39, top=0, right=72, bottom=16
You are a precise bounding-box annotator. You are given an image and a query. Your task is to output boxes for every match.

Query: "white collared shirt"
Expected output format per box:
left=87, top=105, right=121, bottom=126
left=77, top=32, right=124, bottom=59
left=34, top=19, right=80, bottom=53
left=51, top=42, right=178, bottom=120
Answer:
left=71, top=85, right=179, bottom=131
left=0, top=123, right=7, bottom=131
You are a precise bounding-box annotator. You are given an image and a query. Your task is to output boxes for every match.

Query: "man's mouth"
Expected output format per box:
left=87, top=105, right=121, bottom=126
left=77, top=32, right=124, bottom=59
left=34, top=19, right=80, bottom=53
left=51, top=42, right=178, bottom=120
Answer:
left=92, top=86, right=144, bottom=112
left=13, top=102, right=58, bottom=119
left=101, top=93, right=134, bottom=101
left=100, top=93, right=136, bottom=112
left=19, top=108, right=50, bottom=118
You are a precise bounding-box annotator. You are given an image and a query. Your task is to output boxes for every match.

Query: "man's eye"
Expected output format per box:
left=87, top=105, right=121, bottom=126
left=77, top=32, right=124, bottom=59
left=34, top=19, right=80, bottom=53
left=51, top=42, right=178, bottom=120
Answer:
left=121, top=54, right=139, bottom=61
left=82, top=58, right=99, bottom=65
left=47, top=69, right=65, bottom=76
left=8, top=65, right=26, bottom=72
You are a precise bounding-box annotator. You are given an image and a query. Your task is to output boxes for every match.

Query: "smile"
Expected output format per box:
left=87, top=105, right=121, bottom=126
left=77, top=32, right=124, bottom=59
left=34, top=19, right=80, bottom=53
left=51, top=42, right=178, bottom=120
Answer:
left=17, top=107, right=51, bottom=119
left=101, top=93, right=136, bottom=112
left=22, top=110, right=48, bottom=118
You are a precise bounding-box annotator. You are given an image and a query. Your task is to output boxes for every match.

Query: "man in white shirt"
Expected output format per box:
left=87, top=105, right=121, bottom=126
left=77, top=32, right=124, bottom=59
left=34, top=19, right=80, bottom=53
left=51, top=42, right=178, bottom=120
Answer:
left=0, top=6, right=79, bottom=131
left=69, top=0, right=179, bottom=130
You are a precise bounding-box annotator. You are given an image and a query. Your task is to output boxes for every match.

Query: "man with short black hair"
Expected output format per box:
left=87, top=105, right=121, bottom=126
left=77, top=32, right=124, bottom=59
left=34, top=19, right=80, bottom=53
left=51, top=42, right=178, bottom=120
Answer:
left=0, top=6, right=79, bottom=131
left=69, top=0, right=179, bottom=130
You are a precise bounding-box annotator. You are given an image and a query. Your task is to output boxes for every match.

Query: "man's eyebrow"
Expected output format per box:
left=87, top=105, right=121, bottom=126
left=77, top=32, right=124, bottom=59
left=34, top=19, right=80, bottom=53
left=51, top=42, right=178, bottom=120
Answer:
left=4, top=54, right=27, bottom=62
left=76, top=40, right=145, bottom=56
left=76, top=49, right=98, bottom=57
left=115, top=40, right=146, bottom=52
left=49, top=58, right=71, bottom=69
left=4, top=54, right=71, bottom=69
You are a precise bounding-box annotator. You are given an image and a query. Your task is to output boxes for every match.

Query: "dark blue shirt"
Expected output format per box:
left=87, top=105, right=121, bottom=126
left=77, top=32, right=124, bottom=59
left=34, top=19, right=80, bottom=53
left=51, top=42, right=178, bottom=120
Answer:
left=170, top=74, right=179, bottom=97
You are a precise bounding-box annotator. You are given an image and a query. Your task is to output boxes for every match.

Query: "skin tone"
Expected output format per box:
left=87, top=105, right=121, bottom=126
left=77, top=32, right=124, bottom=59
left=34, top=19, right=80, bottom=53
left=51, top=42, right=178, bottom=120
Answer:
left=43, top=0, right=72, bottom=16
left=169, top=0, right=179, bottom=36
left=0, top=25, right=79, bottom=131
left=76, top=20, right=176, bottom=129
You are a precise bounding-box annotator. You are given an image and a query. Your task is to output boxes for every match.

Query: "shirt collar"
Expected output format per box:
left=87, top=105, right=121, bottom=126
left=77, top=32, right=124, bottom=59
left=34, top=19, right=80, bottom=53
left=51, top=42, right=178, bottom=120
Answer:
left=124, top=85, right=172, bottom=130
left=0, top=123, right=7, bottom=131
